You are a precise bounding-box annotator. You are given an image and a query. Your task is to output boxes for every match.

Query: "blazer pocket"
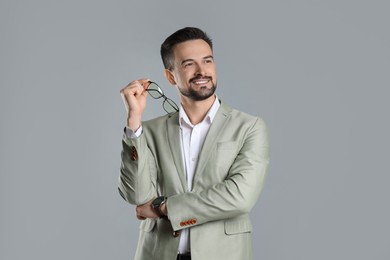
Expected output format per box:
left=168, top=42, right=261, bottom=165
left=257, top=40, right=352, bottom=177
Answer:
left=224, top=214, right=253, bottom=235
left=215, top=141, right=239, bottom=173
left=139, top=218, right=156, bottom=232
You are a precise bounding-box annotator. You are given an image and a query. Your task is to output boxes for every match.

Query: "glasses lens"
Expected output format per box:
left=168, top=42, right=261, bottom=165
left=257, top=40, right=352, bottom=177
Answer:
left=147, top=82, right=163, bottom=99
left=163, top=98, right=179, bottom=114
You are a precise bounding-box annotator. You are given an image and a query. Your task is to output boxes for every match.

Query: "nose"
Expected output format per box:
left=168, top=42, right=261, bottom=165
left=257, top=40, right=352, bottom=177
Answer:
left=195, top=63, right=206, bottom=76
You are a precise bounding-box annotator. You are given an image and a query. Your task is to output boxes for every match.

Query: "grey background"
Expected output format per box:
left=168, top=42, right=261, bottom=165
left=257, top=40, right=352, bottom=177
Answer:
left=1, top=0, right=389, bottom=259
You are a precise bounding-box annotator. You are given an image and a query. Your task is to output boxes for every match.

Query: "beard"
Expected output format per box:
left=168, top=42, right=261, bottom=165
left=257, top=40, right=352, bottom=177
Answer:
left=179, top=78, right=217, bottom=101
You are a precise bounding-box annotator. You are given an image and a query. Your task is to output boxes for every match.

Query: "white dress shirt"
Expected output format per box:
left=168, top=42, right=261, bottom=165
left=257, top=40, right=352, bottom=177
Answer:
left=126, top=95, right=220, bottom=254
left=177, top=96, right=220, bottom=253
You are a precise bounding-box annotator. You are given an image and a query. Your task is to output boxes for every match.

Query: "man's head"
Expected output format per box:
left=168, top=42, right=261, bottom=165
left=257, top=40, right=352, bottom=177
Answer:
left=161, top=27, right=213, bottom=70
left=161, top=27, right=217, bottom=102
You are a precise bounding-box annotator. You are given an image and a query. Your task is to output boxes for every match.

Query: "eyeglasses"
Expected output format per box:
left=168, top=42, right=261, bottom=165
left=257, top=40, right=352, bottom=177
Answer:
left=146, top=81, right=179, bottom=114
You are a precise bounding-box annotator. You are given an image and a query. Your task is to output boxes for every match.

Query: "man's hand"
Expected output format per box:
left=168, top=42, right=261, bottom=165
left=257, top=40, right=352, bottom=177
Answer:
left=136, top=198, right=160, bottom=220
left=120, top=79, right=150, bottom=132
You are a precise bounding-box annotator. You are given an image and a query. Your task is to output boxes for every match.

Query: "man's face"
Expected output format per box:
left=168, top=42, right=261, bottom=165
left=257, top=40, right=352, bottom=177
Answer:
left=168, top=39, right=217, bottom=101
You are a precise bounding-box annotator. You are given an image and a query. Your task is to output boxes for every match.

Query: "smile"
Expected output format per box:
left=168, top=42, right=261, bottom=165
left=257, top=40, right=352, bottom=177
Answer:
left=191, top=78, right=210, bottom=85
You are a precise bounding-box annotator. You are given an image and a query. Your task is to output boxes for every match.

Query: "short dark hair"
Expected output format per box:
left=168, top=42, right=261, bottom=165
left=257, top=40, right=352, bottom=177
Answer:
left=160, top=27, right=213, bottom=70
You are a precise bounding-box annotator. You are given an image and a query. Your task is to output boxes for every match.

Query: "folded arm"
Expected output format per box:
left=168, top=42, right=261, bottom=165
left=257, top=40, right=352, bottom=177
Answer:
left=166, top=118, right=269, bottom=230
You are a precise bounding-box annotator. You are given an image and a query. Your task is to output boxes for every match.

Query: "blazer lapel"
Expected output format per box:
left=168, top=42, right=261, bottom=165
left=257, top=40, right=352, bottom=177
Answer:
left=166, top=113, right=187, bottom=192
left=192, top=101, right=232, bottom=187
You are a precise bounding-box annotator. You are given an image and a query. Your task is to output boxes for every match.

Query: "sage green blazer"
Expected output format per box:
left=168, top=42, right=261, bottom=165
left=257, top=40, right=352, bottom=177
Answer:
left=119, top=101, right=269, bottom=260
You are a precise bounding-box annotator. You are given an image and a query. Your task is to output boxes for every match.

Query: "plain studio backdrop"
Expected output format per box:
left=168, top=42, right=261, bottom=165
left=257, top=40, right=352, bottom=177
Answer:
left=1, top=1, right=389, bottom=259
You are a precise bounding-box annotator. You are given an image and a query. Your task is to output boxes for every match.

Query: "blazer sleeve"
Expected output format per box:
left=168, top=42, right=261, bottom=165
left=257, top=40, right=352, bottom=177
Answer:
left=118, top=131, right=157, bottom=205
left=167, top=118, right=270, bottom=231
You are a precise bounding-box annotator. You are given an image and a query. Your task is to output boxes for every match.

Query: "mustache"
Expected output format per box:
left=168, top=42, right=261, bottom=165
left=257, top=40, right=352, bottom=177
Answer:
left=189, top=76, right=212, bottom=83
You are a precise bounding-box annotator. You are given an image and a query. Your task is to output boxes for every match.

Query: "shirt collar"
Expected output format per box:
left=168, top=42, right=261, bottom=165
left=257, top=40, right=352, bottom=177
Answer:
left=179, top=95, right=220, bottom=128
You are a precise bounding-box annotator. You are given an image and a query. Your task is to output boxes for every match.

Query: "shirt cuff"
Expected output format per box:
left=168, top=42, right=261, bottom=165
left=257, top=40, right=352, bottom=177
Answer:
left=125, top=126, right=143, bottom=139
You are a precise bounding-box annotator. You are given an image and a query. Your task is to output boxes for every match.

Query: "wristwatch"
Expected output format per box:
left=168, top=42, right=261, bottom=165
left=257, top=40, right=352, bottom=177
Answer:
left=152, top=196, right=167, bottom=217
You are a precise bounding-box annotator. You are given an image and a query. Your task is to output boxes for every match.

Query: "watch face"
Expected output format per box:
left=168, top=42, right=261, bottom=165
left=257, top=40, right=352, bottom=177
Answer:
left=152, top=196, right=165, bottom=208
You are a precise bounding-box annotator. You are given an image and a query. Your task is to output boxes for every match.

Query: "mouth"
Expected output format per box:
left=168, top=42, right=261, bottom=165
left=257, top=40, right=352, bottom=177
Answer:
left=190, top=77, right=211, bottom=86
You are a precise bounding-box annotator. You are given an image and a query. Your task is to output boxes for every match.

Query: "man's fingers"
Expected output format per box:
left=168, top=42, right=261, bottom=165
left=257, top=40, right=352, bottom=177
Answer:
left=137, top=214, right=146, bottom=220
left=120, top=78, right=150, bottom=95
left=119, top=78, right=151, bottom=118
left=138, top=78, right=151, bottom=90
left=136, top=206, right=146, bottom=220
left=120, top=82, right=142, bottom=96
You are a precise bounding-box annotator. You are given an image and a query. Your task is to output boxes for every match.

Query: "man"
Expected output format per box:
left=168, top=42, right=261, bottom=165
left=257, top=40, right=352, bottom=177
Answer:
left=119, top=27, right=269, bottom=260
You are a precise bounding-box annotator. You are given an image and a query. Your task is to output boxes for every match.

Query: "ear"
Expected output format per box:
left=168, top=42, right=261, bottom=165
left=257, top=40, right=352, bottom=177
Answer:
left=164, top=69, right=176, bottom=86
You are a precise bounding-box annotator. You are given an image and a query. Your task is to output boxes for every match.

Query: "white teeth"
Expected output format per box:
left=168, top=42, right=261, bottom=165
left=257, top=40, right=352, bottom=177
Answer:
left=193, top=80, right=208, bottom=84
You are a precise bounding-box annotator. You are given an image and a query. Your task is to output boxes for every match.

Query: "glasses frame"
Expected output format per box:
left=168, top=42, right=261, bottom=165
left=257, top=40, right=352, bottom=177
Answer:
left=146, top=81, right=179, bottom=114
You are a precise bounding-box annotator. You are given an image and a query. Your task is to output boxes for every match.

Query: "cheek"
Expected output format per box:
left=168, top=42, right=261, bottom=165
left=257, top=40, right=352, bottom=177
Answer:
left=207, top=65, right=216, bottom=75
left=172, top=71, right=184, bottom=84
left=178, top=71, right=193, bottom=82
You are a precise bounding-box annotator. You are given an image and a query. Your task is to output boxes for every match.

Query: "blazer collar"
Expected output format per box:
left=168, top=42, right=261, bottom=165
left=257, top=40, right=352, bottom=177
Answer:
left=166, top=100, right=233, bottom=191
left=192, top=100, right=232, bottom=186
left=166, top=112, right=187, bottom=191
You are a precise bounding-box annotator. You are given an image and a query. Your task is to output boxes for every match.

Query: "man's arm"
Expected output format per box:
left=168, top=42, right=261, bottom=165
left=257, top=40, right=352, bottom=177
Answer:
left=118, top=132, right=157, bottom=205
left=167, top=118, right=269, bottom=230
left=136, top=118, right=269, bottom=229
left=118, top=79, right=157, bottom=205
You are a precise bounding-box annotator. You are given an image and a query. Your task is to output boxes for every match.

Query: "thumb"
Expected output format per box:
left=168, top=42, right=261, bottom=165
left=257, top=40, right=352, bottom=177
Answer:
left=138, top=78, right=151, bottom=90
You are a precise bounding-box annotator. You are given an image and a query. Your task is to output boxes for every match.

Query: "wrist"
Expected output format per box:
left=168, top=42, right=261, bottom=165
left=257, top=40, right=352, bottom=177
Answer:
left=152, top=196, right=167, bottom=218
left=160, top=202, right=168, bottom=216
left=127, top=118, right=141, bottom=132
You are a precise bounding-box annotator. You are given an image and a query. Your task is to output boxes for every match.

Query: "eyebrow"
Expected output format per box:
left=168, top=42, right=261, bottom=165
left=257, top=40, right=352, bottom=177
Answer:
left=181, top=55, right=214, bottom=65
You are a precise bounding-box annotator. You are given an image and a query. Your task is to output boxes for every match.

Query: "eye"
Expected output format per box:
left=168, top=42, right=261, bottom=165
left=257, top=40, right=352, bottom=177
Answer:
left=205, top=59, right=213, bottom=64
left=184, top=62, right=193, bottom=68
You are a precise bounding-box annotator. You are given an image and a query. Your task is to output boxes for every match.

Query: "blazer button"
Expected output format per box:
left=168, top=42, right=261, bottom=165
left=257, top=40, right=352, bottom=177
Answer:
left=173, top=231, right=181, bottom=237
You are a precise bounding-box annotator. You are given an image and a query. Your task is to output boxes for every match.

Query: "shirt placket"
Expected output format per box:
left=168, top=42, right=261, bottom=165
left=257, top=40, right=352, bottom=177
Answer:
left=188, top=125, right=200, bottom=191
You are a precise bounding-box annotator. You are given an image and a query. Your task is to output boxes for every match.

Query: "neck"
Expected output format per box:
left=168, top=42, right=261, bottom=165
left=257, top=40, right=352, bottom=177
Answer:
left=180, top=95, right=216, bottom=125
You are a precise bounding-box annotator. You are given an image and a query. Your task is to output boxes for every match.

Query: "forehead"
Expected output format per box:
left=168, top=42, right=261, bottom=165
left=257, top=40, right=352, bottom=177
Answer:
left=172, top=39, right=213, bottom=61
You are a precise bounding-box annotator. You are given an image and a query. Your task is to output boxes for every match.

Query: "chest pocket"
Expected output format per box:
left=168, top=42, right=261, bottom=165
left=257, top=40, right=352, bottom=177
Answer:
left=215, top=141, right=239, bottom=173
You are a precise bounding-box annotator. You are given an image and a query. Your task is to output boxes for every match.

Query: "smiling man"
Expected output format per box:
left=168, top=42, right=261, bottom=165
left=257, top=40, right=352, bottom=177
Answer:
left=119, top=27, right=269, bottom=260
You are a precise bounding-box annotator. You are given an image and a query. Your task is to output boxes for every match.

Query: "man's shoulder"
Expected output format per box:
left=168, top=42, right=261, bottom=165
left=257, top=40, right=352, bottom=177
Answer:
left=221, top=101, right=266, bottom=126
left=142, top=112, right=178, bottom=131
left=143, top=113, right=171, bottom=124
